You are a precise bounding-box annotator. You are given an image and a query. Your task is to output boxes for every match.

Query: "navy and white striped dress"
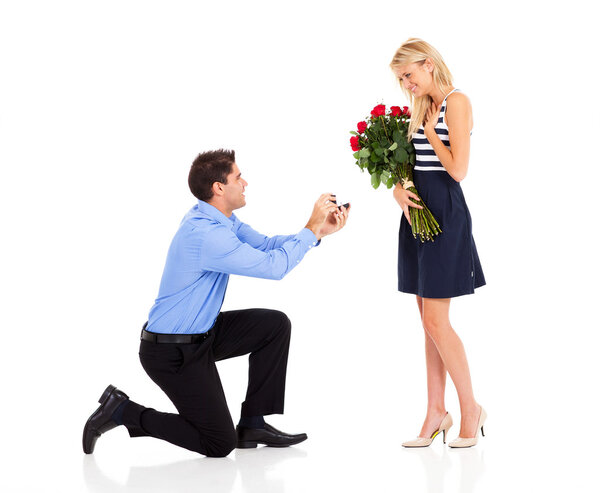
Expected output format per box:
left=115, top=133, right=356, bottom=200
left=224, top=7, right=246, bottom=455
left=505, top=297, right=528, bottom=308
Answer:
left=398, top=88, right=485, bottom=298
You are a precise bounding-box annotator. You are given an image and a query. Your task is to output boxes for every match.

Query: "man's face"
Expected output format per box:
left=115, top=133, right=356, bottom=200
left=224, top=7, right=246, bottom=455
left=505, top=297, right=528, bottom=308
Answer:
left=220, top=162, right=248, bottom=211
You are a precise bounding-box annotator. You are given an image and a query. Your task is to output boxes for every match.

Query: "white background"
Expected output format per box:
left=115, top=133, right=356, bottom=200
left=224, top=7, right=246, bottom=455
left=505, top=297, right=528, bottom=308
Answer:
left=1, top=1, right=599, bottom=492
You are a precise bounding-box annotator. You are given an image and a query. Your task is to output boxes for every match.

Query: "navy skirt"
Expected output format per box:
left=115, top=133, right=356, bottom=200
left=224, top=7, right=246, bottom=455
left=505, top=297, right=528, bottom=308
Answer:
left=398, top=170, right=485, bottom=298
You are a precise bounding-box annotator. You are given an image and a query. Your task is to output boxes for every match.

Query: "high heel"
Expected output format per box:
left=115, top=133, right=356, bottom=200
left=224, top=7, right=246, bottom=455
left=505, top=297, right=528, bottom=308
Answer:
left=448, top=406, right=487, bottom=448
left=402, top=413, right=453, bottom=448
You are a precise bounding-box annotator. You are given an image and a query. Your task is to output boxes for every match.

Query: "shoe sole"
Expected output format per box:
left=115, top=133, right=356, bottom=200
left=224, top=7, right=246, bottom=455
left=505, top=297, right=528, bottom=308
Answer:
left=237, top=435, right=307, bottom=449
left=98, top=385, right=117, bottom=405
left=82, top=385, right=117, bottom=454
left=402, top=429, right=448, bottom=448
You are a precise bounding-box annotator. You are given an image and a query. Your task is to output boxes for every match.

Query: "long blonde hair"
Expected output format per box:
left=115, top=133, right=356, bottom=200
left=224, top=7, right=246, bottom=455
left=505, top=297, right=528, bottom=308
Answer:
left=389, top=38, right=453, bottom=139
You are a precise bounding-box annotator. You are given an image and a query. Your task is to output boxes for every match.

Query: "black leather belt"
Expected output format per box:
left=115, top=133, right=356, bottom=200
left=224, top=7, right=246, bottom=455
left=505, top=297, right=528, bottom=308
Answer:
left=140, top=326, right=212, bottom=344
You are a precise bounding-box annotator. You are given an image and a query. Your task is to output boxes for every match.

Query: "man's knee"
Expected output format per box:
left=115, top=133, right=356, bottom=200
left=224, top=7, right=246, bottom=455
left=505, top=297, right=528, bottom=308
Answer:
left=203, top=429, right=237, bottom=458
left=271, top=311, right=291, bottom=344
left=271, top=310, right=291, bottom=333
left=256, top=309, right=291, bottom=337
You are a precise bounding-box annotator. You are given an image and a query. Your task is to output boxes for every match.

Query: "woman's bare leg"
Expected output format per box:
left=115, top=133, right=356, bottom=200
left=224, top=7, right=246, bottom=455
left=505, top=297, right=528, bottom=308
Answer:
left=421, top=297, right=480, bottom=438
left=416, top=295, right=449, bottom=438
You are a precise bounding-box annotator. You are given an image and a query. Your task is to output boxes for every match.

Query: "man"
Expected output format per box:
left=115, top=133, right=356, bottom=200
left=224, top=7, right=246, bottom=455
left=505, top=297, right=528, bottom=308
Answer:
left=83, top=149, right=349, bottom=457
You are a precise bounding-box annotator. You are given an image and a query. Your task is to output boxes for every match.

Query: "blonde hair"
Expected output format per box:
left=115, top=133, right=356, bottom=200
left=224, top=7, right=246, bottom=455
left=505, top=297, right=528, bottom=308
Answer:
left=389, top=38, right=453, bottom=139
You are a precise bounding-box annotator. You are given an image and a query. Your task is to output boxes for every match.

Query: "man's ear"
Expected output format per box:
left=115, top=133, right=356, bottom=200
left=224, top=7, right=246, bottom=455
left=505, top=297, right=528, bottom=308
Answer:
left=211, top=181, right=224, bottom=197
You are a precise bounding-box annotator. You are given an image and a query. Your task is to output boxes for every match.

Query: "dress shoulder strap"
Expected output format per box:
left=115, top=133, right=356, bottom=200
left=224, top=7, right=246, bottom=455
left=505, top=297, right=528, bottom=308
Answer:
left=443, top=88, right=460, bottom=104
left=441, top=88, right=472, bottom=134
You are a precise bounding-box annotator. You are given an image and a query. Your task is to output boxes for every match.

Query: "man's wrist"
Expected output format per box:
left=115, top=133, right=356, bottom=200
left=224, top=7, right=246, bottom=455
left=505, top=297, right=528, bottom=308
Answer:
left=304, top=222, right=321, bottom=240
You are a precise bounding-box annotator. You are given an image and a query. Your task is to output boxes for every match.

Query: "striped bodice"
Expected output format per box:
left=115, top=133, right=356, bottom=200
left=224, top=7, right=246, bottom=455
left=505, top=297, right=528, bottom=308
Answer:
left=412, top=88, right=465, bottom=172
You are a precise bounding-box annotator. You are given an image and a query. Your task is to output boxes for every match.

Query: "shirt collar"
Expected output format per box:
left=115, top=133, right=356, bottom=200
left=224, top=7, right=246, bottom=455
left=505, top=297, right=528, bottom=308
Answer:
left=195, top=200, right=237, bottom=229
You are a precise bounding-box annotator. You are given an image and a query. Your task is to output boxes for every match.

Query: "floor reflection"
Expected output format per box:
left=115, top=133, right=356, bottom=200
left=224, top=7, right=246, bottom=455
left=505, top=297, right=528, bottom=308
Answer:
left=403, top=446, right=452, bottom=492
left=402, top=445, right=485, bottom=493
left=82, top=446, right=307, bottom=493
left=454, top=448, right=485, bottom=493
left=235, top=447, right=307, bottom=493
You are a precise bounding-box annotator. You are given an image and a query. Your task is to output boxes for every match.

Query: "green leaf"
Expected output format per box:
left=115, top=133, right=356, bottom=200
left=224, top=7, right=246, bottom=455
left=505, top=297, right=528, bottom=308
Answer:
left=386, top=176, right=395, bottom=188
left=358, top=148, right=370, bottom=158
left=393, top=130, right=401, bottom=142
left=388, top=142, right=398, bottom=151
left=375, top=147, right=384, bottom=157
left=394, top=147, right=408, bottom=163
left=371, top=172, right=381, bottom=189
left=353, top=151, right=360, bottom=159
left=349, top=131, right=359, bottom=136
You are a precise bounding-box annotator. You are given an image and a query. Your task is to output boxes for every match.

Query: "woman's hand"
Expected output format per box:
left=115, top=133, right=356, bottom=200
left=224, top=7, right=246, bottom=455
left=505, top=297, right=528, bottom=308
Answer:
left=424, top=101, right=441, bottom=134
left=393, top=183, right=423, bottom=226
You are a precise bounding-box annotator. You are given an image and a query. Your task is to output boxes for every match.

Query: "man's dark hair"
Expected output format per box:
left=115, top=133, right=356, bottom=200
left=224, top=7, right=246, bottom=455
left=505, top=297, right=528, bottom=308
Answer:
left=188, top=149, right=236, bottom=201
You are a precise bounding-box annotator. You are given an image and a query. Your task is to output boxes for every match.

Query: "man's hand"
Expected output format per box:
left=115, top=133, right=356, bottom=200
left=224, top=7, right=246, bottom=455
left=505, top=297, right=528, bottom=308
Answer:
left=319, top=203, right=350, bottom=238
left=305, top=193, right=341, bottom=240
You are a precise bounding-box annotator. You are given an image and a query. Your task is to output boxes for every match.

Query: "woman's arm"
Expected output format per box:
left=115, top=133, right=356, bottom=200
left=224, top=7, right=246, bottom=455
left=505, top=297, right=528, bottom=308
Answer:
left=423, top=92, right=473, bottom=182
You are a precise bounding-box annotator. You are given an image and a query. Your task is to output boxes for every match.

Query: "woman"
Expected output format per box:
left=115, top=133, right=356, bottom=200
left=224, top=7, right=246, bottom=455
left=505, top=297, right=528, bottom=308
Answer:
left=390, top=38, right=486, bottom=448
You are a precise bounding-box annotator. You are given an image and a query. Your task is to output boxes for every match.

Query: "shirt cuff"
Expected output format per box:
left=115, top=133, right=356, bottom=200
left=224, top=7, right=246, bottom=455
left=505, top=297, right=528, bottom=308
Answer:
left=298, top=228, right=319, bottom=250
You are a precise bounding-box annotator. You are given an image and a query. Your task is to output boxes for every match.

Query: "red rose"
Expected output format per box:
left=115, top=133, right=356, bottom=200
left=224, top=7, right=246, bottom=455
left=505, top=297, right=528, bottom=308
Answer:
left=390, top=106, right=401, bottom=116
left=350, top=135, right=361, bottom=151
left=402, top=106, right=410, bottom=115
left=370, top=104, right=386, bottom=117
left=357, top=121, right=367, bottom=133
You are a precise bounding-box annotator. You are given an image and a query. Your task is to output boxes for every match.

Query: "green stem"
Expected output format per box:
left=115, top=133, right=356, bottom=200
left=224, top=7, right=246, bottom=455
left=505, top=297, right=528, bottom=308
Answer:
left=379, top=116, right=389, bottom=140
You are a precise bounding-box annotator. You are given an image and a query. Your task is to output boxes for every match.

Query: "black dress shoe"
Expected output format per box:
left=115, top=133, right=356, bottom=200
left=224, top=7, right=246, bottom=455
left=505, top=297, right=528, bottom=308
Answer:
left=82, top=385, right=129, bottom=454
left=236, top=422, right=307, bottom=448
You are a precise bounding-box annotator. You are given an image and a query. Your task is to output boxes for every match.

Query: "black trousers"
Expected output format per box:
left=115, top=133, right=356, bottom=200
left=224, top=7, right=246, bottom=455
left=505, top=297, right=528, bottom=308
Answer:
left=121, top=309, right=292, bottom=457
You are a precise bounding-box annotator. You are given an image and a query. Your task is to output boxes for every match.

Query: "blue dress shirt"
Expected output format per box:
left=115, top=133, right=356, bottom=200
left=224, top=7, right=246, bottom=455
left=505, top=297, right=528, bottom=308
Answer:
left=146, top=200, right=319, bottom=334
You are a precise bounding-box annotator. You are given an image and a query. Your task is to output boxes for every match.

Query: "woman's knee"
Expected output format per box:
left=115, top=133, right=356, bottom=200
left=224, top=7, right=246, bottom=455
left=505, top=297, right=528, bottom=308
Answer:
left=422, top=316, right=450, bottom=340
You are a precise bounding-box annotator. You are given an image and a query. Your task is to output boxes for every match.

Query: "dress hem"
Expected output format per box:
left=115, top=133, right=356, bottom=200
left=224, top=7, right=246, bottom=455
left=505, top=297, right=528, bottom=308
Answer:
left=398, top=281, right=486, bottom=299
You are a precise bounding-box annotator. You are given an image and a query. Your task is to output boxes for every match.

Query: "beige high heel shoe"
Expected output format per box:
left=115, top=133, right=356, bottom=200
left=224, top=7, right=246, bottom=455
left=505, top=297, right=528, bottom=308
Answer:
left=448, top=406, right=487, bottom=448
left=402, top=412, right=453, bottom=448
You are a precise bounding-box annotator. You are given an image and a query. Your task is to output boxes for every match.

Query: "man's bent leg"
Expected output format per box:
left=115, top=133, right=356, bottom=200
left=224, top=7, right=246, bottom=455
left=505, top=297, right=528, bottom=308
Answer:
left=211, top=309, right=292, bottom=417
left=122, top=335, right=236, bottom=457
left=210, top=309, right=307, bottom=448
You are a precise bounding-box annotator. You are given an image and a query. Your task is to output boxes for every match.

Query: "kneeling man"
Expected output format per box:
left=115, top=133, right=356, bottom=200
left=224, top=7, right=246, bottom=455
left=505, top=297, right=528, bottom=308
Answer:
left=83, top=149, right=349, bottom=457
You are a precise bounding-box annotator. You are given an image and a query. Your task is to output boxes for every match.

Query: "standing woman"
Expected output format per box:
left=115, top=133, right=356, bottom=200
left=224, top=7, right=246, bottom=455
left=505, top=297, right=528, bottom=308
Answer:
left=390, top=38, right=486, bottom=448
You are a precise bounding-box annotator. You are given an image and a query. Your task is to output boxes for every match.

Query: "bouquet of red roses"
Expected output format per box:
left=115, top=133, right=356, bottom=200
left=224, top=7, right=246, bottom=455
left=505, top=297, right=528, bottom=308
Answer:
left=350, top=104, right=441, bottom=242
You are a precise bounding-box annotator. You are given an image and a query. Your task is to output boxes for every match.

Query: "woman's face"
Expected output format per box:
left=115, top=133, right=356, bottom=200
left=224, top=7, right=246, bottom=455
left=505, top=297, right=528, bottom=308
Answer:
left=393, top=60, right=434, bottom=98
